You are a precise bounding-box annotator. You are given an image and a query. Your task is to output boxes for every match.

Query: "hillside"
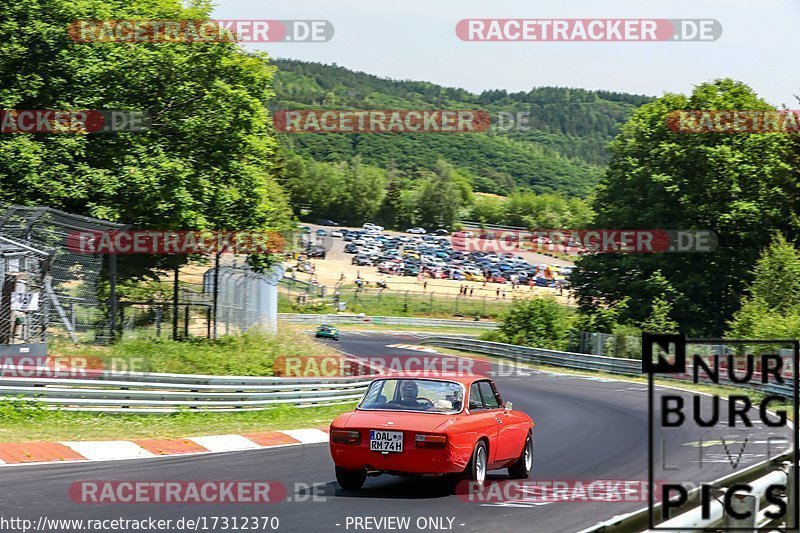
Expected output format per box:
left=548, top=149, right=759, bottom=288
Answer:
left=272, top=59, right=653, bottom=196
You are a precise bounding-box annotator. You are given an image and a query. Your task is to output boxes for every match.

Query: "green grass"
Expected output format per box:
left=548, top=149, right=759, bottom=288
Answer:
left=0, top=401, right=356, bottom=442
left=50, top=324, right=340, bottom=376
left=279, top=288, right=519, bottom=319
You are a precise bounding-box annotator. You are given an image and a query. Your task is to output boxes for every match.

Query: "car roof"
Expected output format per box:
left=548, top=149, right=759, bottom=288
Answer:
left=372, top=372, right=489, bottom=385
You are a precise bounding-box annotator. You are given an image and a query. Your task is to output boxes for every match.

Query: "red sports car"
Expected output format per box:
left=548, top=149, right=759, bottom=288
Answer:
left=329, top=374, right=534, bottom=490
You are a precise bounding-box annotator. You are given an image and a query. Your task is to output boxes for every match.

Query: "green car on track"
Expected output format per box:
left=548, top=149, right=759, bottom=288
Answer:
left=315, top=325, right=340, bottom=341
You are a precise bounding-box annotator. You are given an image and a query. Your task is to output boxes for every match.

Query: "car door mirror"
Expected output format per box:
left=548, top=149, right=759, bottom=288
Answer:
left=504, top=401, right=513, bottom=412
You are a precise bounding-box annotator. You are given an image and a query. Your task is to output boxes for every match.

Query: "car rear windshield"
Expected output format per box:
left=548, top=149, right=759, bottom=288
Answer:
left=358, top=379, right=464, bottom=414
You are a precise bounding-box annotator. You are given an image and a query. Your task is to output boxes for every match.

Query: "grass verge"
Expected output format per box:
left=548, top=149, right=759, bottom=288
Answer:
left=49, top=324, right=340, bottom=376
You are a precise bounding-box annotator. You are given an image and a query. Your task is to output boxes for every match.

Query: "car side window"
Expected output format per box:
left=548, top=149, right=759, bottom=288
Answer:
left=478, top=381, right=501, bottom=409
left=468, top=383, right=484, bottom=410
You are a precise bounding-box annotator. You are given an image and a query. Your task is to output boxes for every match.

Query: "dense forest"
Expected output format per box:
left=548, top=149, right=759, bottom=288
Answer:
left=273, top=59, right=653, bottom=197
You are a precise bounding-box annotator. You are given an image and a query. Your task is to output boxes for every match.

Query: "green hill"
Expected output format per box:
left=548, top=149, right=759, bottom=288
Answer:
left=272, top=59, right=653, bottom=196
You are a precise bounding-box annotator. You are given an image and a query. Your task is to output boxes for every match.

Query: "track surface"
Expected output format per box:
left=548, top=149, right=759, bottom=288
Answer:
left=1, top=333, right=791, bottom=533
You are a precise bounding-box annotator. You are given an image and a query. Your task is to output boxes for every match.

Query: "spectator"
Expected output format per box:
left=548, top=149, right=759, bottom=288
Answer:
left=469, top=287, right=474, bottom=297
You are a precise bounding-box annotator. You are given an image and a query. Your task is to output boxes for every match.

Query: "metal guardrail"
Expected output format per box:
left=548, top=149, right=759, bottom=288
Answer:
left=279, top=314, right=498, bottom=329
left=578, top=454, right=795, bottom=532
left=418, top=336, right=795, bottom=397
left=0, top=368, right=371, bottom=413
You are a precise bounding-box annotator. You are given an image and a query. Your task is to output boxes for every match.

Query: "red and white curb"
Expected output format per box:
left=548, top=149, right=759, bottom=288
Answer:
left=0, top=428, right=330, bottom=467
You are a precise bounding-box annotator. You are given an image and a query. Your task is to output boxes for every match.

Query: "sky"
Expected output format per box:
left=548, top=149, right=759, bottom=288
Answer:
left=212, top=0, right=798, bottom=106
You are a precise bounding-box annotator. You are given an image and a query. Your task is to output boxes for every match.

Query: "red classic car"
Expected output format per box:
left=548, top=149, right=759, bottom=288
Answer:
left=329, top=374, right=534, bottom=490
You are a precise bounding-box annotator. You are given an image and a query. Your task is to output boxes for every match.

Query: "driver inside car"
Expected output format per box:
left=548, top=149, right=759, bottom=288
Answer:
left=396, top=380, right=426, bottom=409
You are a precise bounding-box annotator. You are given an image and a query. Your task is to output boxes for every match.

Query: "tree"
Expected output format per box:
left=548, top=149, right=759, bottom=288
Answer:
left=487, top=297, right=572, bottom=350
left=415, top=160, right=472, bottom=229
left=571, top=79, right=800, bottom=335
left=729, top=234, right=800, bottom=339
left=377, top=171, right=403, bottom=229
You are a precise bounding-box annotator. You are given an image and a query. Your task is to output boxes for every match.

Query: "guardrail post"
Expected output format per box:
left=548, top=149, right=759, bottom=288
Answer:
left=788, top=462, right=797, bottom=530
left=722, top=490, right=757, bottom=529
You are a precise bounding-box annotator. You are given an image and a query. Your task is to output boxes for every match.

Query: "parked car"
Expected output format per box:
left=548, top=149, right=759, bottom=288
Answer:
left=432, top=229, right=450, bottom=236
left=329, top=375, right=534, bottom=490
left=344, top=243, right=359, bottom=254
left=316, top=229, right=328, bottom=236
left=315, top=324, right=340, bottom=341
left=318, top=219, right=339, bottom=227
left=331, top=230, right=343, bottom=238
left=407, top=227, right=427, bottom=234
left=352, top=254, right=373, bottom=266
left=306, top=246, right=327, bottom=259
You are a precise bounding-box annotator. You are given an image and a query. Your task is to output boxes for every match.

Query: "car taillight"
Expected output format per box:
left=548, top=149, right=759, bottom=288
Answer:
left=415, top=434, right=447, bottom=449
left=331, top=430, right=361, bottom=445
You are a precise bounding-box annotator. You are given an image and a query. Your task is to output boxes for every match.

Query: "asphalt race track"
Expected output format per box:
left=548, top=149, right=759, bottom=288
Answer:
left=0, top=333, right=792, bottom=533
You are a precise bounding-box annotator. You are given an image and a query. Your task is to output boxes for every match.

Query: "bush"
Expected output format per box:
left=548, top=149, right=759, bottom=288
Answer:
left=482, top=297, right=572, bottom=350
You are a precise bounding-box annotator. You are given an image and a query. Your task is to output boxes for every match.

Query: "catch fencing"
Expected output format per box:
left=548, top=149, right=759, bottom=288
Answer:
left=278, top=313, right=497, bottom=329
left=0, top=204, right=125, bottom=343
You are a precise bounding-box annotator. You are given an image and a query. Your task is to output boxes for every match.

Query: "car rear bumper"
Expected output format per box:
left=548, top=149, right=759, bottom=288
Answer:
left=330, top=442, right=467, bottom=474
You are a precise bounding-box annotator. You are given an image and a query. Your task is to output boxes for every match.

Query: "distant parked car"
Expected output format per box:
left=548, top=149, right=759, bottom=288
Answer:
left=306, top=246, right=327, bottom=259
left=344, top=243, right=359, bottom=254
left=352, top=254, right=373, bottom=266
left=331, top=230, right=343, bottom=238
left=316, top=229, right=328, bottom=236
left=318, top=219, right=339, bottom=227
left=299, top=225, right=311, bottom=234
left=407, top=227, right=426, bottom=234
left=432, top=229, right=449, bottom=236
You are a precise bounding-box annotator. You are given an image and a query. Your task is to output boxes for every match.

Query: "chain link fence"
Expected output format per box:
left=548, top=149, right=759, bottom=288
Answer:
left=0, top=203, right=283, bottom=344
left=0, top=204, right=125, bottom=343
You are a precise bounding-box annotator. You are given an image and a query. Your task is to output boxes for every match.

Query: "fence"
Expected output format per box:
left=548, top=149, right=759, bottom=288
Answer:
left=0, top=205, right=125, bottom=343
left=278, top=313, right=497, bottom=329
left=278, top=278, right=536, bottom=319
left=0, top=203, right=288, bottom=343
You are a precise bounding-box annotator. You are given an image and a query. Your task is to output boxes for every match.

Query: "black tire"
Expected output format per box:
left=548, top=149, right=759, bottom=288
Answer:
left=508, top=432, right=533, bottom=479
left=462, top=440, right=488, bottom=488
left=335, top=466, right=366, bottom=490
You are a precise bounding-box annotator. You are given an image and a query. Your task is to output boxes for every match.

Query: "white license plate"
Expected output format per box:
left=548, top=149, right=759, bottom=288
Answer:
left=369, top=430, right=403, bottom=453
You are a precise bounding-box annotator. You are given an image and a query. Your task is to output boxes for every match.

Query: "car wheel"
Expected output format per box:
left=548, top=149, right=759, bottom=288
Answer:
left=461, top=440, right=488, bottom=489
left=508, top=432, right=533, bottom=479
left=335, top=466, right=366, bottom=490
